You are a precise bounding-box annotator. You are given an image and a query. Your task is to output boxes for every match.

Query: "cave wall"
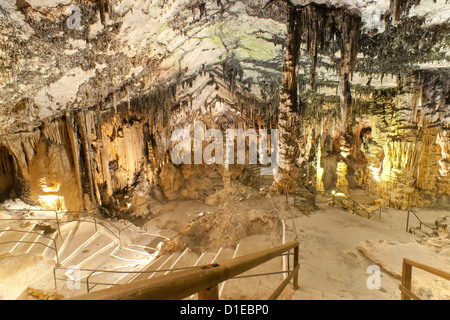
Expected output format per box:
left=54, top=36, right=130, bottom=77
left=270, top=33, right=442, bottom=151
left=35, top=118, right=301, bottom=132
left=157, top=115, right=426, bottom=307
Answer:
left=0, top=0, right=448, bottom=213
left=310, top=68, right=449, bottom=210
left=0, top=147, right=15, bottom=200
left=0, top=105, right=160, bottom=212
left=437, top=129, right=450, bottom=196
left=0, top=72, right=268, bottom=212
left=0, top=118, right=83, bottom=211
left=378, top=70, right=449, bottom=209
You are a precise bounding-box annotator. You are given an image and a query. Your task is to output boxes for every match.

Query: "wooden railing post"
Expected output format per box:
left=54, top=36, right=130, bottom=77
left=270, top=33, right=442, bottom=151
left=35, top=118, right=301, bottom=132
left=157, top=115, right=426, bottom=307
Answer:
left=406, top=211, right=410, bottom=233
left=198, top=285, right=219, bottom=300
left=401, top=260, right=412, bottom=300
left=293, top=245, right=299, bottom=290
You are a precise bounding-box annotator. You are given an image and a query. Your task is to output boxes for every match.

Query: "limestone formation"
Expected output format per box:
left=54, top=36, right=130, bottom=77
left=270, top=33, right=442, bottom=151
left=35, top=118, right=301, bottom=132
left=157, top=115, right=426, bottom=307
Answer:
left=0, top=0, right=448, bottom=302
left=0, top=0, right=447, bottom=245
left=336, top=160, right=348, bottom=194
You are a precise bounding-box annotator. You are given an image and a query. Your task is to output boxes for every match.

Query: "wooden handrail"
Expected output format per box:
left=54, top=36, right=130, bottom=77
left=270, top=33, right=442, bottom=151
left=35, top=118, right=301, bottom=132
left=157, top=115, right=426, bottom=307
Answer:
left=400, top=258, right=450, bottom=300
left=68, top=240, right=299, bottom=300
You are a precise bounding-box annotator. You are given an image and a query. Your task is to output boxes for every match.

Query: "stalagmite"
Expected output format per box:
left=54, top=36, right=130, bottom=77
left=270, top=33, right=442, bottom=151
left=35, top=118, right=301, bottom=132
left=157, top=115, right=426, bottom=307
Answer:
left=336, top=160, right=348, bottom=194
left=0, top=0, right=448, bottom=302
left=273, top=4, right=302, bottom=192
left=316, top=141, right=324, bottom=192
left=437, top=130, right=450, bottom=196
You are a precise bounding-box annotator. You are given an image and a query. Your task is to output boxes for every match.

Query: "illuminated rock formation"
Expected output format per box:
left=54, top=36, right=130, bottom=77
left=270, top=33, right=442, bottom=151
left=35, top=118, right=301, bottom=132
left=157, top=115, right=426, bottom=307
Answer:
left=0, top=0, right=447, bottom=214
left=336, top=160, right=348, bottom=194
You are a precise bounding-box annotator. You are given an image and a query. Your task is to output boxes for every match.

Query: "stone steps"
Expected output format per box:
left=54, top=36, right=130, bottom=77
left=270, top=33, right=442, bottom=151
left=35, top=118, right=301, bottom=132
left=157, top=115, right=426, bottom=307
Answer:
left=0, top=218, right=163, bottom=299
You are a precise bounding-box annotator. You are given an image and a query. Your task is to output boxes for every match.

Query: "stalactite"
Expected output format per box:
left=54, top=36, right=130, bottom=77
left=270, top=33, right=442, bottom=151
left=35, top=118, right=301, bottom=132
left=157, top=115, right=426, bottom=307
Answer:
left=65, top=112, right=84, bottom=210
left=391, top=0, right=402, bottom=22
left=113, top=92, right=117, bottom=114
left=0, top=131, right=40, bottom=180
left=42, top=119, right=68, bottom=145
left=79, top=110, right=99, bottom=206
left=338, top=10, right=361, bottom=135
left=303, top=4, right=329, bottom=93
left=437, top=129, right=450, bottom=196
left=96, top=0, right=109, bottom=25
left=316, top=137, right=324, bottom=192
left=0, top=149, right=12, bottom=176
left=336, top=160, right=349, bottom=194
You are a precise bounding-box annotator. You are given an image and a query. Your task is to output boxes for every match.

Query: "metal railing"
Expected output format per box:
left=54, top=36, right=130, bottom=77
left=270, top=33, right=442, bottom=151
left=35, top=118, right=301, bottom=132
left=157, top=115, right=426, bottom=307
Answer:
left=0, top=209, right=126, bottom=245
left=400, top=258, right=450, bottom=300
left=331, top=186, right=379, bottom=220
left=85, top=254, right=298, bottom=294
left=63, top=211, right=125, bottom=245
left=2, top=208, right=63, bottom=237
left=405, top=208, right=434, bottom=234
left=0, top=208, right=133, bottom=264
left=52, top=265, right=196, bottom=292
left=376, top=196, right=391, bottom=220
left=67, top=240, right=299, bottom=300
left=0, top=229, right=60, bottom=264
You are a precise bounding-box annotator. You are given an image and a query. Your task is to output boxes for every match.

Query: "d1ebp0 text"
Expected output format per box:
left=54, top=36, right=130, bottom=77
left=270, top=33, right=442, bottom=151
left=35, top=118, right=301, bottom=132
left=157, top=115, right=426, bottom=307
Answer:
left=180, top=304, right=269, bottom=317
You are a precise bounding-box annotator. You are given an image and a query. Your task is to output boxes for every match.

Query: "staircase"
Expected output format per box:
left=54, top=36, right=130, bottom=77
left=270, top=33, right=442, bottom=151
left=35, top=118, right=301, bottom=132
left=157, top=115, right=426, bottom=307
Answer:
left=68, top=245, right=241, bottom=299
left=0, top=208, right=292, bottom=300
left=0, top=213, right=264, bottom=300
left=0, top=224, right=59, bottom=262
left=331, top=187, right=380, bottom=220
left=0, top=212, right=168, bottom=299
left=67, top=240, right=299, bottom=300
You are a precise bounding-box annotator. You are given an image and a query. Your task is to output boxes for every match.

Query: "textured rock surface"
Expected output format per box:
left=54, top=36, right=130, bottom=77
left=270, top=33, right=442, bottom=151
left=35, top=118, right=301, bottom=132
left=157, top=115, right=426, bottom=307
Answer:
left=358, top=239, right=450, bottom=300
left=0, top=0, right=448, bottom=212
left=164, top=201, right=281, bottom=252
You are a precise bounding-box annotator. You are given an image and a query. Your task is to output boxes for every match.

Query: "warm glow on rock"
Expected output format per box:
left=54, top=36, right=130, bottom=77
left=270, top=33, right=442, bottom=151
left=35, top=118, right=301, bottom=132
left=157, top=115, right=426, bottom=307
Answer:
left=38, top=195, right=66, bottom=212
left=369, top=165, right=381, bottom=182
left=40, top=178, right=61, bottom=193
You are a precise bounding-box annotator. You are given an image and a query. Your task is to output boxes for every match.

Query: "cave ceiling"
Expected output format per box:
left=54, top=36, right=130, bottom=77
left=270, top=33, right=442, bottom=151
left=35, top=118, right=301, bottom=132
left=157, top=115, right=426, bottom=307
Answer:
left=0, top=0, right=448, bottom=135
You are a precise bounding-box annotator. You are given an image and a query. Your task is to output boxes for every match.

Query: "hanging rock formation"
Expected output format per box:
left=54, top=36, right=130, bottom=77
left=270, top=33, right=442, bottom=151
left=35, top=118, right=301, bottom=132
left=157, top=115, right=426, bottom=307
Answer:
left=0, top=0, right=447, bottom=213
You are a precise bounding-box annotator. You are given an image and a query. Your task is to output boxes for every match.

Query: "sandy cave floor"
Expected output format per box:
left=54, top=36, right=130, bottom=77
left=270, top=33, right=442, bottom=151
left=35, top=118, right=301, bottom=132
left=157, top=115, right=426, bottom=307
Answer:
left=134, top=190, right=449, bottom=300
left=0, top=189, right=448, bottom=300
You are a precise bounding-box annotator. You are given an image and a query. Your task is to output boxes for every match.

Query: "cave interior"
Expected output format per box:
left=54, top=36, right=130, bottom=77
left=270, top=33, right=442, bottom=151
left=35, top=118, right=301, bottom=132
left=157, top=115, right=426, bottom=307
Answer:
left=0, top=0, right=449, bottom=300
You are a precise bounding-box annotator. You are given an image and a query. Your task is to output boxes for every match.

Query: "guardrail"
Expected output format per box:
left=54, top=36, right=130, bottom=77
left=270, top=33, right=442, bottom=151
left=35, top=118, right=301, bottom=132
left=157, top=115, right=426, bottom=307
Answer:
left=52, top=265, right=197, bottom=293
left=332, top=186, right=374, bottom=219
left=331, top=186, right=387, bottom=220
left=405, top=208, right=434, bottom=234
left=68, top=240, right=299, bottom=300
left=2, top=208, right=63, bottom=237
left=400, top=258, right=450, bottom=300
left=0, top=209, right=127, bottom=246
left=63, top=211, right=125, bottom=245
left=0, top=229, right=60, bottom=265
left=0, top=208, right=136, bottom=267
